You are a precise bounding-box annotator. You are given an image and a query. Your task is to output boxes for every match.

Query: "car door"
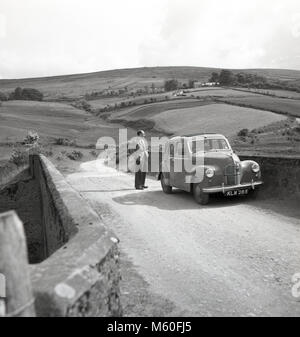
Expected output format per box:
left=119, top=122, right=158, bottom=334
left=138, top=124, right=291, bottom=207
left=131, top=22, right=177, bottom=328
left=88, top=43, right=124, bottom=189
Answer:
left=168, top=141, right=175, bottom=186
left=171, top=139, right=188, bottom=190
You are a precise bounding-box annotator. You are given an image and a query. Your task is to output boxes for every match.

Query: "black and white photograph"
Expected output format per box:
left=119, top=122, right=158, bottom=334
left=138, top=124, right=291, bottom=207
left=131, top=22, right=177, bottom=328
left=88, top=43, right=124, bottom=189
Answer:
left=0, top=0, right=300, bottom=322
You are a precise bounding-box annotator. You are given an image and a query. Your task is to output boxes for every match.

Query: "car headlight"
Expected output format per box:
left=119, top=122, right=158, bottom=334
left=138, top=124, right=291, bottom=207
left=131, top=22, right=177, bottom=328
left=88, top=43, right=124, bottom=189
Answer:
left=252, top=163, right=260, bottom=173
left=205, top=168, right=215, bottom=178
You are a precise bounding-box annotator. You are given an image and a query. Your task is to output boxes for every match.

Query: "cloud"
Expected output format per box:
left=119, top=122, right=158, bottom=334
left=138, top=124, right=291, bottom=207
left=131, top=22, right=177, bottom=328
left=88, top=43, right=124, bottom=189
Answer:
left=139, top=0, right=300, bottom=70
left=0, top=0, right=300, bottom=78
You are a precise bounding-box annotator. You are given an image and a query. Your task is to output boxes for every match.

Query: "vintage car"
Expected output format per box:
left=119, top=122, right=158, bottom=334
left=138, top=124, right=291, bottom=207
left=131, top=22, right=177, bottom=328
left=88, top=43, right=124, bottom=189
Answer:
left=158, top=133, right=263, bottom=205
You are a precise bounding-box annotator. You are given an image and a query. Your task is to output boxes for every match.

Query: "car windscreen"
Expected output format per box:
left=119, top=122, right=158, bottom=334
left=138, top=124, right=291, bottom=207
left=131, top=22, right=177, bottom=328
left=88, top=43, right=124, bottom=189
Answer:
left=190, top=138, right=230, bottom=153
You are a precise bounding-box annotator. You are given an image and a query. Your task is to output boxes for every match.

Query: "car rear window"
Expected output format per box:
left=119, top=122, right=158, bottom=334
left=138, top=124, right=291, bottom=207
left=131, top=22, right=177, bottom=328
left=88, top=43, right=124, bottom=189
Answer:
left=191, top=138, right=230, bottom=153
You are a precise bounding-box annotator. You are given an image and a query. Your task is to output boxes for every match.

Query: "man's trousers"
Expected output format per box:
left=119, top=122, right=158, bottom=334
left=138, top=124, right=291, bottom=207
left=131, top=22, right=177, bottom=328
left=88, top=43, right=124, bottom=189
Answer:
left=135, top=170, right=146, bottom=189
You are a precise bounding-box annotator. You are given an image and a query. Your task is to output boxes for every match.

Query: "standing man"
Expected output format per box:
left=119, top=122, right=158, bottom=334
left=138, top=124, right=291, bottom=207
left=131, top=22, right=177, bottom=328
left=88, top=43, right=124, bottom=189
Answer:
left=134, top=130, right=149, bottom=190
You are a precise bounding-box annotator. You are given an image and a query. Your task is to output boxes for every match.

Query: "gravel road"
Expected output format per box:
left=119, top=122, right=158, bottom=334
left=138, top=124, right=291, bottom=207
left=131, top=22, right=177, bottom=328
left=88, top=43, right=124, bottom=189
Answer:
left=66, top=161, right=300, bottom=317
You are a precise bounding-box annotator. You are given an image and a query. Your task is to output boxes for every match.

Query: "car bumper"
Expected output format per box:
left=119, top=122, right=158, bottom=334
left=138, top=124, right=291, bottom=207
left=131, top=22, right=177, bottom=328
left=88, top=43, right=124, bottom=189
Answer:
left=202, top=180, right=263, bottom=194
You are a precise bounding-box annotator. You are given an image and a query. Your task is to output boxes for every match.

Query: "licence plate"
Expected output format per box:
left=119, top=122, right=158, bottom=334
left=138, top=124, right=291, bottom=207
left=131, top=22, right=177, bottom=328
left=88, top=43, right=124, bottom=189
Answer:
left=225, top=189, right=249, bottom=197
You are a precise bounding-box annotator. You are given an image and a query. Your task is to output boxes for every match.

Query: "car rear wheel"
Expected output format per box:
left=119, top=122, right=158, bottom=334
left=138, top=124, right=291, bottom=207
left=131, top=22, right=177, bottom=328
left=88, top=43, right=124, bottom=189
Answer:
left=193, top=184, right=209, bottom=205
left=161, top=173, right=172, bottom=194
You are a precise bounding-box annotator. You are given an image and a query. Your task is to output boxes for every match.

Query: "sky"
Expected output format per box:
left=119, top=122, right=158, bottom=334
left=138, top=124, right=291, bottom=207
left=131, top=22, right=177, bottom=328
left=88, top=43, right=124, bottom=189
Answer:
left=0, top=0, right=300, bottom=79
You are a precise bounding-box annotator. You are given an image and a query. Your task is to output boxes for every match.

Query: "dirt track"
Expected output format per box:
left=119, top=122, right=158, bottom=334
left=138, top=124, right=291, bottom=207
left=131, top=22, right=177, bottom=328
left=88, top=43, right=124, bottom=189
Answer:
left=66, top=161, right=300, bottom=317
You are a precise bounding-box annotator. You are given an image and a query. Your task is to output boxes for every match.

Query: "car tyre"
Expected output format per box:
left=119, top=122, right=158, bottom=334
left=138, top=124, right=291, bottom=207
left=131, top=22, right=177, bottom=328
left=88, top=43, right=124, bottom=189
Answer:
left=193, top=184, right=209, bottom=205
left=161, top=173, right=172, bottom=194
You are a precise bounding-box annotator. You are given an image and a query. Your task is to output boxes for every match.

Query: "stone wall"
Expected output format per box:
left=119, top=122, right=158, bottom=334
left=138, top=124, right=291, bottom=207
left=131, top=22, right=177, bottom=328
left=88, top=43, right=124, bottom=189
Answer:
left=30, top=155, right=77, bottom=259
left=0, top=173, right=44, bottom=263
left=239, top=154, right=300, bottom=199
left=0, top=154, right=122, bottom=317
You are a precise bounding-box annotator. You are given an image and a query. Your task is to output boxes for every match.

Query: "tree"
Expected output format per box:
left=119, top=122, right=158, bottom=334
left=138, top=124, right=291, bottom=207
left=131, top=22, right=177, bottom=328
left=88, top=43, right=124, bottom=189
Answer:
left=219, top=70, right=233, bottom=85
left=21, top=88, right=43, bottom=101
left=0, top=92, right=8, bottom=101
left=14, top=87, right=23, bottom=100
left=9, top=87, right=43, bottom=101
left=164, top=79, right=179, bottom=92
left=209, top=72, right=219, bottom=83
left=151, top=83, right=155, bottom=93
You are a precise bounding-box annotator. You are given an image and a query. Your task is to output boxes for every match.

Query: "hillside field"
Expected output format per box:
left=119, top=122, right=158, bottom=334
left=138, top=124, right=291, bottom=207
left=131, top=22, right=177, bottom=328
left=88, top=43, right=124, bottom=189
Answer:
left=0, top=101, right=138, bottom=144
left=148, top=103, right=286, bottom=138
left=0, top=100, right=137, bottom=171
left=104, top=99, right=214, bottom=121
left=218, top=96, right=300, bottom=118
left=233, top=88, right=300, bottom=99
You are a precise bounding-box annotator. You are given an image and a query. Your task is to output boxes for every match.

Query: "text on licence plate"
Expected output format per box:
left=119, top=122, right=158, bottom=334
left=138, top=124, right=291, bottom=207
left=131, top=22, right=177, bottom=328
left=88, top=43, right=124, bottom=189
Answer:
left=225, top=189, right=249, bottom=196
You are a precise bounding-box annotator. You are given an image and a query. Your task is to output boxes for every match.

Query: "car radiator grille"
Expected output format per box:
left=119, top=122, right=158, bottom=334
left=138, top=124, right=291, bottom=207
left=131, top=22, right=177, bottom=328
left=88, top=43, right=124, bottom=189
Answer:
left=224, top=164, right=240, bottom=186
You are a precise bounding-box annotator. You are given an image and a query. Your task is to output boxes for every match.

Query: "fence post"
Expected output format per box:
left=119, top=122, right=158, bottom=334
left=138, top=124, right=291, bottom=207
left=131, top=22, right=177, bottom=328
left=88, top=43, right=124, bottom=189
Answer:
left=0, top=211, right=36, bottom=317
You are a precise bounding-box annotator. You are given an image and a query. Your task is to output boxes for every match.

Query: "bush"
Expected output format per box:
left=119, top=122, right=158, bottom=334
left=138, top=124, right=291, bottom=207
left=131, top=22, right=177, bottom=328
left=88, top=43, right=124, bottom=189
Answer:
left=54, top=138, right=77, bottom=146
left=66, top=150, right=83, bottom=161
left=23, top=130, right=39, bottom=145
left=71, top=100, right=92, bottom=112
left=238, top=128, right=249, bottom=137
left=10, top=87, right=43, bottom=101
left=10, top=149, right=29, bottom=167
left=56, top=153, right=64, bottom=161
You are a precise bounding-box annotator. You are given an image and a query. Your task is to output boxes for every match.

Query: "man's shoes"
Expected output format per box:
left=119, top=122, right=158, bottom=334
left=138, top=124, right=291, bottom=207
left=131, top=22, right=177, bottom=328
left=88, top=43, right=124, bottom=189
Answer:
left=136, top=187, right=144, bottom=190
left=143, top=186, right=148, bottom=189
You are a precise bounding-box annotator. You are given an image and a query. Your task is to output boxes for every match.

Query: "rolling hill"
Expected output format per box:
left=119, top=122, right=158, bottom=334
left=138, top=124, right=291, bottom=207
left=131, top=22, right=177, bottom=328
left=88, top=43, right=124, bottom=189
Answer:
left=1, top=66, right=300, bottom=100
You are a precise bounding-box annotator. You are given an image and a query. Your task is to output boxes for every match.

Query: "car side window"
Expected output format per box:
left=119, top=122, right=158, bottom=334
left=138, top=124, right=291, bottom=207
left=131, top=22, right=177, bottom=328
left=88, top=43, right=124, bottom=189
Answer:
left=169, top=143, right=175, bottom=158
left=175, top=141, right=185, bottom=157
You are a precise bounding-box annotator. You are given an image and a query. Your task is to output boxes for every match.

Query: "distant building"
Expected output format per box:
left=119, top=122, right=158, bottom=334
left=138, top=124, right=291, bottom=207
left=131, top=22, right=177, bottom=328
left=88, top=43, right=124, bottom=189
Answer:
left=194, top=82, right=220, bottom=88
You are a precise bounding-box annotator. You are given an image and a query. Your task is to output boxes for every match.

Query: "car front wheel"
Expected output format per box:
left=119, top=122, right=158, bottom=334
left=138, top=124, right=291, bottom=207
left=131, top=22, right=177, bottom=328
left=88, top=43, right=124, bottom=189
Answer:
left=193, top=184, right=209, bottom=205
left=161, top=173, right=172, bottom=194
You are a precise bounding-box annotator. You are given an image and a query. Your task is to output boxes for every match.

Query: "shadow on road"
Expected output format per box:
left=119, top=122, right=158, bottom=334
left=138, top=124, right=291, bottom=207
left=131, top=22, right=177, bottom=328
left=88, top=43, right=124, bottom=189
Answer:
left=112, top=189, right=249, bottom=211
left=80, top=188, right=135, bottom=193
left=112, top=188, right=300, bottom=220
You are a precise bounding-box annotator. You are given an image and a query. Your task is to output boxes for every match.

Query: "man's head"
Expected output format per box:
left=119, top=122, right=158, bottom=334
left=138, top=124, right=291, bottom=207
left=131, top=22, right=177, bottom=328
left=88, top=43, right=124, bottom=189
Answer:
left=137, top=130, right=145, bottom=137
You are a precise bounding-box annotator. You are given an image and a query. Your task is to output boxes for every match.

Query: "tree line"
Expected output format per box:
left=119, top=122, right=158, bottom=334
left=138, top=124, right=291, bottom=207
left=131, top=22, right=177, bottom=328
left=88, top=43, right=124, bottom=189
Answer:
left=0, top=87, right=44, bottom=102
left=209, top=70, right=300, bottom=92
